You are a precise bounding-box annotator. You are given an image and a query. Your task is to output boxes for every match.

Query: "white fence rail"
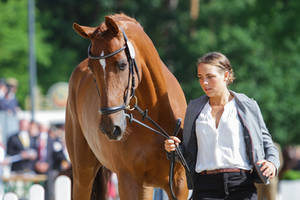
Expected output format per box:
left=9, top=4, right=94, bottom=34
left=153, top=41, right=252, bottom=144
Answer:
left=3, top=193, right=18, bottom=200
left=278, top=180, right=300, bottom=200
left=3, top=176, right=300, bottom=200
left=54, top=176, right=71, bottom=200
left=29, top=184, right=44, bottom=200
left=1, top=175, right=71, bottom=200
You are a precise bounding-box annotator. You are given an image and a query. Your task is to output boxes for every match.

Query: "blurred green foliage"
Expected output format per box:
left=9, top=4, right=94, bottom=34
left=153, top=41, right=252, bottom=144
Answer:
left=282, top=170, right=300, bottom=180
left=0, top=0, right=300, bottom=145
left=0, top=0, right=52, bottom=104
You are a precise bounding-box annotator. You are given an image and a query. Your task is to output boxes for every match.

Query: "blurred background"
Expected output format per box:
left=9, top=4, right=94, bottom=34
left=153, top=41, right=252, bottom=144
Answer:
left=1, top=0, right=300, bottom=199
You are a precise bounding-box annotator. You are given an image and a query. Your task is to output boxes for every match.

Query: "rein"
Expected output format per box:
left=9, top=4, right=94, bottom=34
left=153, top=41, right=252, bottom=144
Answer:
left=126, top=105, right=194, bottom=200
left=88, top=29, right=193, bottom=200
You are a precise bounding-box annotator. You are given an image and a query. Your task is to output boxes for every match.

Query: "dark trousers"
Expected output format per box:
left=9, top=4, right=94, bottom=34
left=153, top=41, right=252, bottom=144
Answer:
left=193, top=171, right=257, bottom=200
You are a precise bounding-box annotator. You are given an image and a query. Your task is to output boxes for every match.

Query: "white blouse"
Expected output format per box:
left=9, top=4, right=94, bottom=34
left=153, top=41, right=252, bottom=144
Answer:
left=195, top=98, right=252, bottom=173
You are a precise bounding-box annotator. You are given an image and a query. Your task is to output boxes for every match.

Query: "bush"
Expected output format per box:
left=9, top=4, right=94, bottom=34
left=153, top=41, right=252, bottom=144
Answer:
left=282, top=170, right=300, bottom=180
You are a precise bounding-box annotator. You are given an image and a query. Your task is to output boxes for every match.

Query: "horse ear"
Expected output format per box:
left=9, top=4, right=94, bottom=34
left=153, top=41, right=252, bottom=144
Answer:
left=105, top=16, right=119, bottom=35
left=73, top=23, right=97, bottom=39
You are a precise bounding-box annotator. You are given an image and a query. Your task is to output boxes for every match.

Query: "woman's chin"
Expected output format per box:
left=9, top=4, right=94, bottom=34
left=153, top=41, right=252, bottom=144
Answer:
left=204, top=90, right=214, bottom=97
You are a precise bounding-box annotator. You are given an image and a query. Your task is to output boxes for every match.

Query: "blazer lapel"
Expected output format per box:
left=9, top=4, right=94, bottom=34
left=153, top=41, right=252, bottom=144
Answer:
left=190, top=96, right=209, bottom=123
left=185, top=95, right=209, bottom=156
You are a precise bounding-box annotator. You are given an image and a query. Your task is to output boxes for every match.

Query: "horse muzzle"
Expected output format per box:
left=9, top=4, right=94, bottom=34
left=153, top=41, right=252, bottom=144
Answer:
left=99, top=110, right=127, bottom=140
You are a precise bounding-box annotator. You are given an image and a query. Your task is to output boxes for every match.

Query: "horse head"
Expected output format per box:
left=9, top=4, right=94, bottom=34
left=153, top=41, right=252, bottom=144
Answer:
left=73, top=16, right=141, bottom=140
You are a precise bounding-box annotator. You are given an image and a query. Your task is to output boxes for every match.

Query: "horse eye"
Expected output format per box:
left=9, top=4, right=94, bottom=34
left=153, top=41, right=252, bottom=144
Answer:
left=117, top=61, right=127, bottom=71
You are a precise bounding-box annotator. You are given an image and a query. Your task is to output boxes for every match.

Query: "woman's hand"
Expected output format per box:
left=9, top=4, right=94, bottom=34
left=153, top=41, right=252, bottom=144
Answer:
left=257, top=160, right=276, bottom=178
left=164, top=136, right=181, bottom=152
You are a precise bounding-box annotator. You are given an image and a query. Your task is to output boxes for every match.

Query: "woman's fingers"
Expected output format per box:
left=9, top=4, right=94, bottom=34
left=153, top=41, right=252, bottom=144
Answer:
left=164, top=140, right=176, bottom=152
left=257, top=160, right=276, bottom=178
left=170, top=136, right=181, bottom=145
left=164, top=136, right=181, bottom=152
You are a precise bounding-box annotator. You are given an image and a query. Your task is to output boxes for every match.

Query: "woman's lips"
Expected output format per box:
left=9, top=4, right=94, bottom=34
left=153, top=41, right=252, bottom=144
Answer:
left=204, top=88, right=212, bottom=92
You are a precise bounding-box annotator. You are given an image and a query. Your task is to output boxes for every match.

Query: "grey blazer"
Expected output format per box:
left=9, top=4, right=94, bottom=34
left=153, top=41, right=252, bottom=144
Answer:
left=182, top=91, right=280, bottom=188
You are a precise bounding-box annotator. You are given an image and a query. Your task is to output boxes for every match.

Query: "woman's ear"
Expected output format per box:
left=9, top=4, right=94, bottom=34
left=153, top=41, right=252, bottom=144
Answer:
left=224, top=71, right=230, bottom=81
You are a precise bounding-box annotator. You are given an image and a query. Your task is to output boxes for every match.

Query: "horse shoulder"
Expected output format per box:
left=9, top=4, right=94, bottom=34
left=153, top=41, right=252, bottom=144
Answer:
left=66, top=59, right=91, bottom=123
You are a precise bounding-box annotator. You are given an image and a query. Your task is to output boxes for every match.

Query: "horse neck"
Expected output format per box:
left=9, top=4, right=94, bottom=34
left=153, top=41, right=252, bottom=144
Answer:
left=134, top=32, right=176, bottom=123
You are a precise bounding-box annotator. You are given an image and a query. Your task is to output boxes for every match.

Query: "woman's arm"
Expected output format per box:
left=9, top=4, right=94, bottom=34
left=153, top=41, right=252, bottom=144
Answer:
left=254, top=101, right=280, bottom=175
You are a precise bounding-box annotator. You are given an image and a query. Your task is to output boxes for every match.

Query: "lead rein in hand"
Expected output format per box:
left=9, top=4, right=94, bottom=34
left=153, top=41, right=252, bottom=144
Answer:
left=125, top=104, right=194, bottom=200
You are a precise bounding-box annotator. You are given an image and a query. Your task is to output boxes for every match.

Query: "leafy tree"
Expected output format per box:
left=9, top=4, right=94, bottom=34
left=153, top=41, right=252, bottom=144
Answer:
left=2, top=0, right=300, bottom=145
left=183, top=0, right=300, bottom=145
left=0, top=0, right=52, bottom=107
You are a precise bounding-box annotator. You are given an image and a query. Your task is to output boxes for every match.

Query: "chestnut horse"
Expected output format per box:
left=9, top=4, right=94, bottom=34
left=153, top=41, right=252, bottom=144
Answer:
left=65, top=13, right=188, bottom=200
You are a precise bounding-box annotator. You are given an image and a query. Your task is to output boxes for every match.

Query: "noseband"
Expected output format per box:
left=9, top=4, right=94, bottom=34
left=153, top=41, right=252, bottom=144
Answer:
left=88, top=29, right=140, bottom=115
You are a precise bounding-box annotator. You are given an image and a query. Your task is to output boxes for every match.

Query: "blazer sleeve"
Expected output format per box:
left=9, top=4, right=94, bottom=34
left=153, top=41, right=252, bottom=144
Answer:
left=254, top=101, right=280, bottom=172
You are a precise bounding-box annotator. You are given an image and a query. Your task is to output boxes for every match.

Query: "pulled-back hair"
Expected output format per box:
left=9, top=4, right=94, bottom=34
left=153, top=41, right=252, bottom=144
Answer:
left=197, top=52, right=235, bottom=85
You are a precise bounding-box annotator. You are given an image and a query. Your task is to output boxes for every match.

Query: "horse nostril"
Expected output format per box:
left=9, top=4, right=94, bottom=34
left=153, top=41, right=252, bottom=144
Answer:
left=112, top=126, right=121, bottom=137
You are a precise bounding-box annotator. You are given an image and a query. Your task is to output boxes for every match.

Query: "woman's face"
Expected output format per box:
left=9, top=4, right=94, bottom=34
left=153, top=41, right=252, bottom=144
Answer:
left=197, top=63, right=228, bottom=97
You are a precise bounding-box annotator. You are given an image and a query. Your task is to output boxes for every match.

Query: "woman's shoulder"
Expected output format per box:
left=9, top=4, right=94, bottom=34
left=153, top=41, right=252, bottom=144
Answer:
left=231, top=91, right=256, bottom=104
left=231, top=91, right=260, bottom=114
left=188, top=95, right=208, bottom=107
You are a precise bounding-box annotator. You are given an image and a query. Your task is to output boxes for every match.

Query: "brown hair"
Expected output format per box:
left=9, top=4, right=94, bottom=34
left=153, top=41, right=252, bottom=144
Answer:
left=197, top=52, right=235, bottom=85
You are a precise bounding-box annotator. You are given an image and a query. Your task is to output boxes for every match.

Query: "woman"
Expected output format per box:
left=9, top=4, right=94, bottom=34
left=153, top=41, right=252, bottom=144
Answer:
left=165, top=52, right=280, bottom=200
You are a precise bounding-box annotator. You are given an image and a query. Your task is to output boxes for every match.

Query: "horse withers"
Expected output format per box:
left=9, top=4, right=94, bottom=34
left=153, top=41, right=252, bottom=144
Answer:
left=65, top=13, right=188, bottom=200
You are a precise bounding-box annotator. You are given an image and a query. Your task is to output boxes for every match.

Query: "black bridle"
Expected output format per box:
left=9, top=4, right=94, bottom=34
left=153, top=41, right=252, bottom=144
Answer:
left=88, top=29, right=193, bottom=200
left=88, top=29, right=140, bottom=115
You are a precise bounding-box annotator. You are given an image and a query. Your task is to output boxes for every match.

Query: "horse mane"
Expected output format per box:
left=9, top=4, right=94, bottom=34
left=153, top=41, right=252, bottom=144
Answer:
left=96, top=13, right=143, bottom=37
left=108, top=13, right=140, bottom=25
